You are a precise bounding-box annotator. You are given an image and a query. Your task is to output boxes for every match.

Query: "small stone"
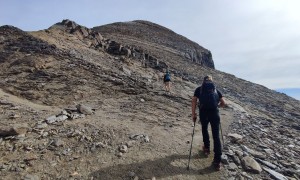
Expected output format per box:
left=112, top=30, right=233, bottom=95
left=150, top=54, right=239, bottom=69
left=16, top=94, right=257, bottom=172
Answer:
left=235, top=150, right=244, bottom=158
left=35, top=123, right=48, bottom=129
left=24, top=174, right=39, bottom=180
left=256, top=159, right=277, bottom=169
left=52, top=139, right=64, bottom=147
left=60, top=110, right=69, bottom=115
left=42, top=132, right=49, bottom=137
left=95, top=142, right=106, bottom=148
left=9, top=113, right=21, bottom=119
left=228, top=162, right=238, bottom=171
left=263, top=167, right=288, bottom=180
left=119, top=145, right=128, bottom=153
left=76, top=104, right=93, bottom=115
left=128, top=171, right=135, bottom=177
left=46, top=115, right=57, bottom=124
left=116, top=152, right=123, bottom=157
left=9, top=106, right=20, bottom=110
left=241, top=172, right=253, bottom=180
left=241, top=156, right=262, bottom=174
left=228, top=133, right=243, bottom=142
left=144, top=135, right=150, bottom=142
left=221, top=154, right=229, bottom=164
left=55, top=115, right=68, bottom=122
left=70, top=171, right=80, bottom=177
left=264, top=148, right=274, bottom=154
left=140, top=98, right=145, bottom=102
left=232, top=155, right=241, bottom=165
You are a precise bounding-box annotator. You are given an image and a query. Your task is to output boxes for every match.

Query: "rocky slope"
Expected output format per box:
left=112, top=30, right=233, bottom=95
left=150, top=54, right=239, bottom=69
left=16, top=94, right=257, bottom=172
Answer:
left=0, top=20, right=299, bottom=180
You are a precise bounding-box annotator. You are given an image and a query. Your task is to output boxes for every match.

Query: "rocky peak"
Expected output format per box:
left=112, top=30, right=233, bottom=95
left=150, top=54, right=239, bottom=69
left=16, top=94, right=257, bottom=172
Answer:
left=93, top=20, right=215, bottom=68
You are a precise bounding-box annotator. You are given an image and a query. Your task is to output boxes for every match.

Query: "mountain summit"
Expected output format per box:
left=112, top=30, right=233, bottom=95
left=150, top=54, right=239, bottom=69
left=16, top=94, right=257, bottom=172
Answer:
left=93, top=20, right=215, bottom=68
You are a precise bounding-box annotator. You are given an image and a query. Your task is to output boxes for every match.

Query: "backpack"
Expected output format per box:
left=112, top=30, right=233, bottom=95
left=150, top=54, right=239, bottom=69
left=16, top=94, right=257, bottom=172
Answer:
left=164, top=73, right=170, bottom=81
left=199, top=81, right=220, bottom=110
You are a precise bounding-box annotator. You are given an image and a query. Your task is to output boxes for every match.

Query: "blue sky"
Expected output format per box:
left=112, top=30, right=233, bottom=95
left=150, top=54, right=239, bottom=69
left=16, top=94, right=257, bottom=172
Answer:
left=1, top=0, right=299, bottom=100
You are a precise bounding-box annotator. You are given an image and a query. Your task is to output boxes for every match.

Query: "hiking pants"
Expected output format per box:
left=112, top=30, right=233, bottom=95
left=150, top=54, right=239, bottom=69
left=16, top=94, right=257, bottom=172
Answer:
left=199, top=109, right=222, bottom=163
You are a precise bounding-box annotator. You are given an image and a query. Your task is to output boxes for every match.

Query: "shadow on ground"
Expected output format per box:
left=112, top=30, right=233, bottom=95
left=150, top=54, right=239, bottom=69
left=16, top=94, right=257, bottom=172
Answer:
left=89, top=154, right=218, bottom=179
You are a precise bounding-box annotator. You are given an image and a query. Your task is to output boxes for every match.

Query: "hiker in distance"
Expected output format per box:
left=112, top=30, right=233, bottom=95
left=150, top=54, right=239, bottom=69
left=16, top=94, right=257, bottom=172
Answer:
left=191, top=75, right=226, bottom=170
left=163, top=69, right=171, bottom=93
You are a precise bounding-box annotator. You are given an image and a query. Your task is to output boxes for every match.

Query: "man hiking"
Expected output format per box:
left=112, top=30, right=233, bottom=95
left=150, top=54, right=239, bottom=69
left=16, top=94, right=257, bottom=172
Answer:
left=163, top=69, right=171, bottom=93
left=191, top=75, right=226, bottom=170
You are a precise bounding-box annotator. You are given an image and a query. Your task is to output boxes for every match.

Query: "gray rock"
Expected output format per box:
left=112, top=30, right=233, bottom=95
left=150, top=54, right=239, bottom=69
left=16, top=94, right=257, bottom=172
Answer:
left=35, top=122, right=48, bottom=129
left=221, top=154, right=229, bottom=164
left=60, top=110, right=69, bottom=116
left=227, top=177, right=235, bottom=180
left=70, top=113, right=85, bottom=120
left=55, top=115, right=68, bottom=122
left=256, top=159, right=277, bottom=169
left=233, top=155, right=241, bottom=165
left=144, top=135, right=150, bottom=142
left=46, top=114, right=68, bottom=124
left=263, top=167, right=288, bottom=180
left=264, top=148, right=274, bottom=154
left=95, top=142, right=106, bottom=148
left=241, top=156, right=262, bottom=174
left=241, top=172, right=253, bottom=180
left=130, top=134, right=150, bottom=142
left=246, top=148, right=266, bottom=159
left=116, top=152, right=123, bottom=157
left=121, top=66, right=131, bottom=76
left=52, top=139, right=64, bottom=147
left=46, top=115, right=57, bottom=124
left=227, top=133, right=243, bottom=142
left=119, top=145, right=128, bottom=153
left=235, top=150, right=244, bottom=158
left=228, top=162, right=238, bottom=171
left=128, top=171, right=135, bottom=177
left=76, top=104, right=93, bottom=115
left=24, top=174, right=40, bottom=180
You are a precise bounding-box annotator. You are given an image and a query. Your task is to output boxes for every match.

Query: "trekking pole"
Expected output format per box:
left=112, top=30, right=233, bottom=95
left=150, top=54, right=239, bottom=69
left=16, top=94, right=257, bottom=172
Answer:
left=187, top=121, right=196, bottom=170
left=220, top=122, right=224, bottom=147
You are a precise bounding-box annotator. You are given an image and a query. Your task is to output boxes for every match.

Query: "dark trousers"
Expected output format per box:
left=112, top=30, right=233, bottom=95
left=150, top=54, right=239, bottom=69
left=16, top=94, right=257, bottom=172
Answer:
left=199, top=109, right=222, bottom=163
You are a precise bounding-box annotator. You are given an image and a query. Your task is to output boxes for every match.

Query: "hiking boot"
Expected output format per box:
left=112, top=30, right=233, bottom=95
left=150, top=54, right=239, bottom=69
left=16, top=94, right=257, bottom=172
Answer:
left=202, top=146, right=210, bottom=155
left=212, top=161, right=221, bottom=171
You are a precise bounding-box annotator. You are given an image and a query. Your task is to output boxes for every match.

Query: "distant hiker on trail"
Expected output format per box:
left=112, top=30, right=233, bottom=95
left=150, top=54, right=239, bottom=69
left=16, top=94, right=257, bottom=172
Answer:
left=191, top=75, right=226, bottom=170
left=163, top=69, right=171, bottom=93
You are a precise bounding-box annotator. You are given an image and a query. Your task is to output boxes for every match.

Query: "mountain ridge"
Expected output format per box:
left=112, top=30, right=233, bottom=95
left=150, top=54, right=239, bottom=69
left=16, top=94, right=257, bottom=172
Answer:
left=93, top=20, right=215, bottom=68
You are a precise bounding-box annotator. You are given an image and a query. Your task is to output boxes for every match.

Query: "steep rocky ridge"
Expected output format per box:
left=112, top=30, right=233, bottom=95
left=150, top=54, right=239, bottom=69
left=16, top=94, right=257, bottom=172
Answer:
left=93, top=20, right=214, bottom=68
left=0, top=20, right=299, bottom=179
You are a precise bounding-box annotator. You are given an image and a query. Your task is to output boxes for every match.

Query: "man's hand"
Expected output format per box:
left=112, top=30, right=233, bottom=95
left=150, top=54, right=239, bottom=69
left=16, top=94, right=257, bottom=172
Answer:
left=219, top=97, right=226, bottom=108
left=192, top=114, right=197, bottom=122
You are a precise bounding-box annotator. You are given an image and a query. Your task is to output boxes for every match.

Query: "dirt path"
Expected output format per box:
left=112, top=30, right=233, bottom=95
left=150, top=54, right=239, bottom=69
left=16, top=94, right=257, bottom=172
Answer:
left=83, top=93, right=236, bottom=179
